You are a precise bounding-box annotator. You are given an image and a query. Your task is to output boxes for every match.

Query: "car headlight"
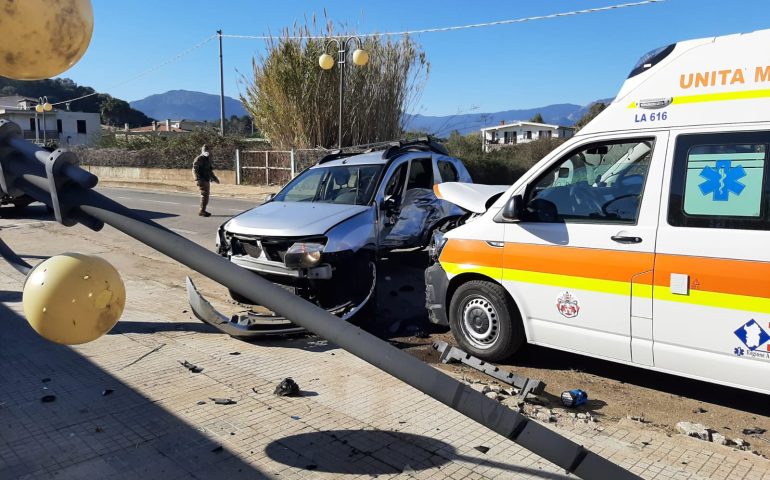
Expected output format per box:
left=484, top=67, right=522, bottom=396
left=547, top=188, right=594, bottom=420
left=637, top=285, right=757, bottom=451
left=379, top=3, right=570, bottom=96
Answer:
left=284, top=242, right=324, bottom=269
left=428, top=231, right=448, bottom=262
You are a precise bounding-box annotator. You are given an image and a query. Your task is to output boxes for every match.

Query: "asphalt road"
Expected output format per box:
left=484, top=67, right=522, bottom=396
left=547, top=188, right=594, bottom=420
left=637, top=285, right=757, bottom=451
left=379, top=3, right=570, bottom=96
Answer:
left=98, top=186, right=259, bottom=245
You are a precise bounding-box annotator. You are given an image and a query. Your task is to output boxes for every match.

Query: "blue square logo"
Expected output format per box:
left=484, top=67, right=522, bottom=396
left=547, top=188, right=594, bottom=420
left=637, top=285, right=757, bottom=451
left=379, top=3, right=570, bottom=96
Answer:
left=734, top=319, right=770, bottom=351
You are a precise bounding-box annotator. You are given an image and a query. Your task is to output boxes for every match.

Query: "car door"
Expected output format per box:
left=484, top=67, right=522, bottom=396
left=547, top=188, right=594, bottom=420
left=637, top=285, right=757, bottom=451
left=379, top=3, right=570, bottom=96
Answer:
left=654, top=128, right=770, bottom=393
left=502, top=133, right=668, bottom=363
left=379, top=157, right=436, bottom=249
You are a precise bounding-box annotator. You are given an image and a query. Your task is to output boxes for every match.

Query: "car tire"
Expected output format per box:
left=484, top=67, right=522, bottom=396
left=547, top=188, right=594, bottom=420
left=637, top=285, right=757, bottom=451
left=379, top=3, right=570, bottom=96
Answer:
left=449, top=280, right=524, bottom=362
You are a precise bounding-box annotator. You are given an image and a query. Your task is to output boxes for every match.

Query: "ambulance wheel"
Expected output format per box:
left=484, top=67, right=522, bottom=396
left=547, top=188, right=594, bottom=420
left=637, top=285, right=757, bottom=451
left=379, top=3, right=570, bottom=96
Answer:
left=449, top=280, right=524, bottom=362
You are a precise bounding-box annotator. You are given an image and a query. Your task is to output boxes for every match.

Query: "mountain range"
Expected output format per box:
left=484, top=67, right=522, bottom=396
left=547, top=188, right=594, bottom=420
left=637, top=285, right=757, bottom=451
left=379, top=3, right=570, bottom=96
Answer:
left=404, top=99, right=613, bottom=136
left=130, top=90, right=247, bottom=122
left=129, top=89, right=611, bottom=134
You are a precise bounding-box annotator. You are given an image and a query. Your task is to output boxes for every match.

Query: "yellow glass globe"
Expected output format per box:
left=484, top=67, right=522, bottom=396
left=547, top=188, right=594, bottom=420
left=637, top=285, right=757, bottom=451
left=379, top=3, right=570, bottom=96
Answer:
left=0, top=0, right=94, bottom=80
left=23, top=253, right=126, bottom=345
left=352, top=49, right=369, bottom=66
left=319, top=53, right=335, bottom=70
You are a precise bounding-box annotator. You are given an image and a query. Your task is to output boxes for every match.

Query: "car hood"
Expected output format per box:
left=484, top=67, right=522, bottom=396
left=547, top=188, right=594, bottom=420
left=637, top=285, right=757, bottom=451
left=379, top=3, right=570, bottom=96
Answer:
left=224, top=202, right=370, bottom=237
left=433, top=182, right=509, bottom=213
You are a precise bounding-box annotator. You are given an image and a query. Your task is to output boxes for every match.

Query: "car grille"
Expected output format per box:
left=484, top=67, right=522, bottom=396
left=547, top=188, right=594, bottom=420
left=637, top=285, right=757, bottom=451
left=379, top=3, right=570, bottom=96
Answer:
left=229, top=235, right=326, bottom=263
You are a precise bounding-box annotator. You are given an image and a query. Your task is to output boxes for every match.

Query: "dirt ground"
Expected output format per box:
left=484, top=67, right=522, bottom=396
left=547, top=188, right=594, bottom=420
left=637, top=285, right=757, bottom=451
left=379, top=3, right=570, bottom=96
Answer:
left=368, top=252, right=770, bottom=460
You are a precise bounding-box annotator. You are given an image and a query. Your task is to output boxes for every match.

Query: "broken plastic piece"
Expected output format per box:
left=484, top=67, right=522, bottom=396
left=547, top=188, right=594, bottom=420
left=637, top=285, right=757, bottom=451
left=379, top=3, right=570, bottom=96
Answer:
left=40, top=395, right=56, bottom=403
left=180, top=360, right=203, bottom=373
left=210, top=397, right=236, bottom=405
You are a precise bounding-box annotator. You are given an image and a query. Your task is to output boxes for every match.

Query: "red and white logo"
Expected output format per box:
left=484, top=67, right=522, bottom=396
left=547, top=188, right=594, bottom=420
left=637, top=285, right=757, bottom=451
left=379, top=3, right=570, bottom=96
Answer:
left=556, top=291, right=580, bottom=318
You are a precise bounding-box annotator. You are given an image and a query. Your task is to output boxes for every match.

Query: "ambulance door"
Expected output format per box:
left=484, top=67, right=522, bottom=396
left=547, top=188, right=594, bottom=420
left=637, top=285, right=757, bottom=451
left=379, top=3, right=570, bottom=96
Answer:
left=654, top=129, right=770, bottom=393
left=502, top=133, right=667, bottom=363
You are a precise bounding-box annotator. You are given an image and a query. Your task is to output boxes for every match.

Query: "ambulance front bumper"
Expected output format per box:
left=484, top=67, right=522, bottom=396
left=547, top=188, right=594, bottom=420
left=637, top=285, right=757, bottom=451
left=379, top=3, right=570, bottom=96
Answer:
left=425, top=262, right=449, bottom=326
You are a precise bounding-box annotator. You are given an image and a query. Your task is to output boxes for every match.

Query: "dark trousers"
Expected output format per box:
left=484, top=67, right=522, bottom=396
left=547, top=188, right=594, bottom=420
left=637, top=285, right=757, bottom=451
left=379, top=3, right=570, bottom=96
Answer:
left=197, top=181, right=210, bottom=212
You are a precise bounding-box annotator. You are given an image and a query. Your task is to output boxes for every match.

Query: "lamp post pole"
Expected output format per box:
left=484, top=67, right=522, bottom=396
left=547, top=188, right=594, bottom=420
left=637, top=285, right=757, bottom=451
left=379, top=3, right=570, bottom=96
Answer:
left=319, top=37, right=368, bottom=149
left=35, top=97, right=52, bottom=145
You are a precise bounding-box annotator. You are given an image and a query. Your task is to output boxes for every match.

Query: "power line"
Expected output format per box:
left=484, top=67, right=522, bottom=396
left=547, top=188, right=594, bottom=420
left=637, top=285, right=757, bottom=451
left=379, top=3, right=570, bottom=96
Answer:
left=221, top=0, right=666, bottom=40
left=50, top=34, right=217, bottom=107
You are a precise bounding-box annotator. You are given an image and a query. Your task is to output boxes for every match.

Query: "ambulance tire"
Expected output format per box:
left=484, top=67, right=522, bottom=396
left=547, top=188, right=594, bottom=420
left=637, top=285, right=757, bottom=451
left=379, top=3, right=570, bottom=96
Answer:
left=449, top=280, right=524, bottom=362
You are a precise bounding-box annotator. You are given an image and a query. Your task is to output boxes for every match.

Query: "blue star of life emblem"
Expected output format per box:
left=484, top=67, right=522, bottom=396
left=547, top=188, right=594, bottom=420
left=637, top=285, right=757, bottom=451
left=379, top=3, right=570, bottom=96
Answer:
left=734, top=347, right=745, bottom=357
left=699, top=160, right=746, bottom=201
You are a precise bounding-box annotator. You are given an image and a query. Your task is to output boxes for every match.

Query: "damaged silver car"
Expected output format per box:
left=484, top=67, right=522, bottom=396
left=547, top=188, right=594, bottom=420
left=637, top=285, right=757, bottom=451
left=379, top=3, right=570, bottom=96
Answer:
left=209, top=139, right=471, bottom=333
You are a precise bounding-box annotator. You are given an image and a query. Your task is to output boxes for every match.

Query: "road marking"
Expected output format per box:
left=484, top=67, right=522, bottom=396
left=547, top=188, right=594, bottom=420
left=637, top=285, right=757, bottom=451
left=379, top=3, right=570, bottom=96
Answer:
left=171, top=228, right=197, bottom=235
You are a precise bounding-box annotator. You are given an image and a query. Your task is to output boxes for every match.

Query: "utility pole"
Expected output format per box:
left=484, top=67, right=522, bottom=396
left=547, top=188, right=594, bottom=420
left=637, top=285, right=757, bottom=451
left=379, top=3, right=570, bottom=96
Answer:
left=217, top=30, right=225, bottom=136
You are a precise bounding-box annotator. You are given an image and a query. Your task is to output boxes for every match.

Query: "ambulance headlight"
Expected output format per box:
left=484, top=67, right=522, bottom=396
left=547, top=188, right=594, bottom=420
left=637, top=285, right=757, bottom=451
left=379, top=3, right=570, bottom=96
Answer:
left=284, top=242, right=324, bottom=269
left=428, top=231, right=447, bottom=262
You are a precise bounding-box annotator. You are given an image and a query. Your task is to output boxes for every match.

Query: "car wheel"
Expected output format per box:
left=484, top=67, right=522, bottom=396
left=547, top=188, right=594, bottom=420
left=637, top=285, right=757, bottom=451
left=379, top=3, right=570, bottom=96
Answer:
left=449, top=280, right=524, bottom=362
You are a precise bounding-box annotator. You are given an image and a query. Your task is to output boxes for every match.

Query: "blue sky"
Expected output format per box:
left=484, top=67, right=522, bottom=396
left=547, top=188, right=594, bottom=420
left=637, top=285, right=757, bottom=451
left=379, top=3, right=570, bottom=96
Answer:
left=61, top=0, right=770, bottom=116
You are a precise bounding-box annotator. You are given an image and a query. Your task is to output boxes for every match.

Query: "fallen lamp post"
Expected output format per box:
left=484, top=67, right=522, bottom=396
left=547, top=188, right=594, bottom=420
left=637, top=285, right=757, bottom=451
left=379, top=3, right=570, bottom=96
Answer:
left=0, top=119, right=638, bottom=479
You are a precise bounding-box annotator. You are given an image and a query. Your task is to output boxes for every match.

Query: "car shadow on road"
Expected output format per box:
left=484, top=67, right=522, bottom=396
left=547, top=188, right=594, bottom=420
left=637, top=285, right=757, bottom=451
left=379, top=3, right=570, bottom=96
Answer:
left=265, top=429, right=569, bottom=478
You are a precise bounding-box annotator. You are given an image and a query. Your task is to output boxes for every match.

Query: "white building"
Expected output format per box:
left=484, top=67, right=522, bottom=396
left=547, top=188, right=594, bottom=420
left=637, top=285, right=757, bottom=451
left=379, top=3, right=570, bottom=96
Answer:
left=0, top=96, right=101, bottom=146
left=480, top=121, right=574, bottom=153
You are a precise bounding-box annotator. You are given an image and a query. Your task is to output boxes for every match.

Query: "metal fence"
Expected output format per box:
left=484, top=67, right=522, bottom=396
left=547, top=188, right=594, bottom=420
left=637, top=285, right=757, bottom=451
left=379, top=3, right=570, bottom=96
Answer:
left=235, top=148, right=328, bottom=186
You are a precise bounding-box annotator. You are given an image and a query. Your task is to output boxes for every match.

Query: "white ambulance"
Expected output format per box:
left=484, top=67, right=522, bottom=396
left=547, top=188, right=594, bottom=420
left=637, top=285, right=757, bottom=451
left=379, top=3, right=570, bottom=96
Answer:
left=427, top=28, right=770, bottom=395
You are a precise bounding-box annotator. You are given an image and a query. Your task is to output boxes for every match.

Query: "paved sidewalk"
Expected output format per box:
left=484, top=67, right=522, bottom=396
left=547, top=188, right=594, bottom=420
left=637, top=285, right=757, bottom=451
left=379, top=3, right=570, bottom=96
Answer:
left=1, top=223, right=769, bottom=479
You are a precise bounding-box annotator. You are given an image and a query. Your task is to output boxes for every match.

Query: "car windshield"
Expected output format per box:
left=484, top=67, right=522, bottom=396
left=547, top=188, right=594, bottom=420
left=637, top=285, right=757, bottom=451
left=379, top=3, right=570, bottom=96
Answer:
left=273, top=164, right=383, bottom=205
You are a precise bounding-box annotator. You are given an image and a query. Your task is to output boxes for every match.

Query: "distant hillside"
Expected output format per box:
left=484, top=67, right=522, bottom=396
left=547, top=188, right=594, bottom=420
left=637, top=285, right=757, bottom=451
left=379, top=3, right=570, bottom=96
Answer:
left=130, top=90, right=248, bottom=122
left=404, top=99, right=613, bottom=136
left=0, top=76, right=153, bottom=128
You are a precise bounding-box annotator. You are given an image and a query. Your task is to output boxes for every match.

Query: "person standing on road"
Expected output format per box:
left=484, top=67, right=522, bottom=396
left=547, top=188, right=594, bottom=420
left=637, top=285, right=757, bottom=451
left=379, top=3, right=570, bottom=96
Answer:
left=193, top=144, right=219, bottom=217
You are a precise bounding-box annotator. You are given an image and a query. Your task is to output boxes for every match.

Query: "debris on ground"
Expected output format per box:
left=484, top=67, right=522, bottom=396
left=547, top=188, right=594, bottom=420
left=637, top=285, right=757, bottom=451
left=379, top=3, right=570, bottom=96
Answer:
left=693, top=407, right=708, bottom=414
left=41, top=378, right=51, bottom=383
left=229, top=352, right=241, bottom=356
left=101, top=389, right=114, bottom=396
left=561, top=389, right=588, bottom=408
left=121, top=344, right=165, bottom=370
left=210, top=397, right=236, bottom=405
left=627, top=415, right=650, bottom=424
left=676, top=421, right=711, bottom=441
left=180, top=360, right=203, bottom=373
left=40, top=395, right=56, bottom=403
left=291, top=415, right=301, bottom=420
left=474, top=445, right=490, bottom=454
left=94, top=426, right=104, bottom=433
left=196, top=401, right=206, bottom=405
left=274, top=378, right=300, bottom=397
left=211, top=445, right=223, bottom=453
left=743, top=427, right=767, bottom=435
left=432, top=341, right=545, bottom=400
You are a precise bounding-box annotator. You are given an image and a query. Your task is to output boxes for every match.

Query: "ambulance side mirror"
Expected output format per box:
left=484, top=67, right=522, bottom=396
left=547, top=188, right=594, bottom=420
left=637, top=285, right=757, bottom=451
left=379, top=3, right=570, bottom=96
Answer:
left=500, top=195, right=521, bottom=221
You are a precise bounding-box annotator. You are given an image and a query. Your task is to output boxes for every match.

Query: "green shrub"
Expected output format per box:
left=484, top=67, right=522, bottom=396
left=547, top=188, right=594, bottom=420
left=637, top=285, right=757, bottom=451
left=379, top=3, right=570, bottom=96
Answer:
left=444, top=132, right=564, bottom=185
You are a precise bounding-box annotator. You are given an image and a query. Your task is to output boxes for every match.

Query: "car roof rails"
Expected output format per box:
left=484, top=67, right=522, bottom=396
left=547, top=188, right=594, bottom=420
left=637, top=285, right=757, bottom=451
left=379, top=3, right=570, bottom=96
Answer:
left=381, top=137, right=449, bottom=160
left=317, top=150, right=361, bottom=164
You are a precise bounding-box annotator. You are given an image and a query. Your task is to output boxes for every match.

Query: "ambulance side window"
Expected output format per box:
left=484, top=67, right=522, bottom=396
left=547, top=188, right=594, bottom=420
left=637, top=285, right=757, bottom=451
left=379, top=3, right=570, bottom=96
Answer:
left=523, top=139, right=654, bottom=224
left=668, top=132, right=770, bottom=230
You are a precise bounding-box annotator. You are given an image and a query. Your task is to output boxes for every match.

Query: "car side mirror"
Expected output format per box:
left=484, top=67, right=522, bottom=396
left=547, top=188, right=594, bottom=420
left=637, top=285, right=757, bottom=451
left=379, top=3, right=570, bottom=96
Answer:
left=264, top=193, right=276, bottom=203
left=382, top=195, right=399, bottom=211
left=501, top=195, right=521, bottom=221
